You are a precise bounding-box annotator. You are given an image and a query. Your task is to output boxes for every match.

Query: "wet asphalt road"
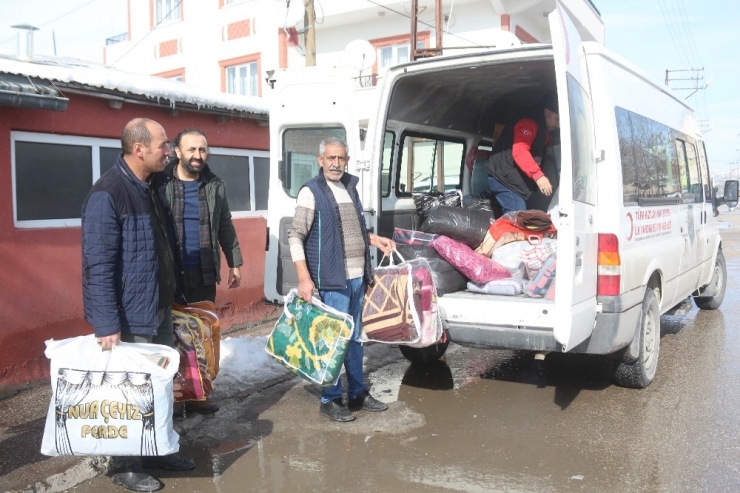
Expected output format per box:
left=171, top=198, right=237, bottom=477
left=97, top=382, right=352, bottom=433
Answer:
left=69, top=225, right=740, bottom=493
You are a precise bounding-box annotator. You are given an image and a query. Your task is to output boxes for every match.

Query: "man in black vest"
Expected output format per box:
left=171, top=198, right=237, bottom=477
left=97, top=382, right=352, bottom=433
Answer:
left=287, top=137, right=395, bottom=422
left=486, top=92, right=561, bottom=213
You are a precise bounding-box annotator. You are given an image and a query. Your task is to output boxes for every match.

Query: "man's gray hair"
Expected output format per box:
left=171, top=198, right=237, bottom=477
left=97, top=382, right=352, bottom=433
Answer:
left=319, top=136, right=348, bottom=155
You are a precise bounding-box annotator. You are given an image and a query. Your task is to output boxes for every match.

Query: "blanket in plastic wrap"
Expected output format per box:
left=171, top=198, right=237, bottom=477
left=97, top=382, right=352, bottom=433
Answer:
left=266, top=290, right=352, bottom=386
left=432, top=235, right=511, bottom=284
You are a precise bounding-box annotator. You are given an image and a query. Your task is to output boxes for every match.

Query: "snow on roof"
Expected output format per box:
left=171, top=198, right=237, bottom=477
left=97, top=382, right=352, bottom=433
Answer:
left=0, top=53, right=269, bottom=116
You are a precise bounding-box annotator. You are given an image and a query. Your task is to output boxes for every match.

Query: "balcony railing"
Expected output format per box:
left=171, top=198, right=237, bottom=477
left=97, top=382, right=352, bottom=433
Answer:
left=106, top=33, right=128, bottom=46
left=353, top=74, right=378, bottom=89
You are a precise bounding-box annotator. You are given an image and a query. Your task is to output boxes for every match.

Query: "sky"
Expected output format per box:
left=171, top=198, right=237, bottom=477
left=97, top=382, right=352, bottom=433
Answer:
left=0, top=0, right=738, bottom=173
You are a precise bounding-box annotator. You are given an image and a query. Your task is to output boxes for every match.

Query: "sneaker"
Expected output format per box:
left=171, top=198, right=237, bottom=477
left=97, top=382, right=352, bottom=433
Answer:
left=141, top=454, right=196, bottom=471
left=185, top=399, right=219, bottom=415
left=347, top=391, right=388, bottom=412
left=319, top=399, right=356, bottom=422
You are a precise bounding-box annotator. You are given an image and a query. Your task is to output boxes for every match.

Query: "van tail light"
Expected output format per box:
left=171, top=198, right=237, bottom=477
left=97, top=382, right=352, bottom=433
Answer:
left=597, top=233, right=621, bottom=296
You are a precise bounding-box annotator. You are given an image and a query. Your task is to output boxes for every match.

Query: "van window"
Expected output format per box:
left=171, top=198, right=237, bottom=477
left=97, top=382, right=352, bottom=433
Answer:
left=281, top=127, right=346, bottom=198
left=397, top=135, right=463, bottom=195
left=381, top=131, right=395, bottom=197
left=698, top=142, right=712, bottom=203
left=616, top=107, right=682, bottom=206
left=567, top=75, right=596, bottom=205
left=676, top=138, right=702, bottom=203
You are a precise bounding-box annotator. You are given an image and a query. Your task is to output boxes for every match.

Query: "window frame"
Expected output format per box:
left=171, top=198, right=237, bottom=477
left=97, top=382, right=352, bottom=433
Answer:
left=10, top=132, right=269, bottom=228
left=219, top=53, right=261, bottom=97
left=11, top=131, right=120, bottom=229
left=208, top=146, right=270, bottom=218
left=155, top=0, right=182, bottom=25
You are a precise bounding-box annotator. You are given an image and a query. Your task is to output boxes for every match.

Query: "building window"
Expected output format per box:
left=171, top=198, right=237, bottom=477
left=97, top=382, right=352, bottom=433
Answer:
left=378, top=44, right=410, bottom=70
left=226, top=62, right=258, bottom=96
left=156, top=0, right=181, bottom=24
left=220, top=54, right=261, bottom=96
left=207, top=147, right=270, bottom=215
left=154, top=68, right=185, bottom=82
left=11, top=132, right=269, bottom=228
left=369, top=33, right=429, bottom=86
left=11, top=132, right=120, bottom=228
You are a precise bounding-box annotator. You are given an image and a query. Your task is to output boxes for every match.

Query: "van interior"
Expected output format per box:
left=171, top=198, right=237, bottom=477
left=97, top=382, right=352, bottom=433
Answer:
left=377, top=54, right=558, bottom=240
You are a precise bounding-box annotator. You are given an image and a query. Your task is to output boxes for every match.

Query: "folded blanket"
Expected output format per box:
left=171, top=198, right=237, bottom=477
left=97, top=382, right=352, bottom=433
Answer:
left=467, top=278, right=527, bottom=296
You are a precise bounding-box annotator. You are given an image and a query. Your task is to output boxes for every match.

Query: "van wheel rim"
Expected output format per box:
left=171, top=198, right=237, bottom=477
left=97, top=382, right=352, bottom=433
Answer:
left=643, top=308, right=656, bottom=369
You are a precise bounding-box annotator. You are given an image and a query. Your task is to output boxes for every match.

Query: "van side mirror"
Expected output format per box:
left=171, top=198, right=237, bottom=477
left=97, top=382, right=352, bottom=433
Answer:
left=724, top=180, right=738, bottom=209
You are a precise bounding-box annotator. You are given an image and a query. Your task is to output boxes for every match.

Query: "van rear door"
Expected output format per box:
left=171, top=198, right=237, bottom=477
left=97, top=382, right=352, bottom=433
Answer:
left=548, top=3, right=599, bottom=351
left=263, top=68, right=364, bottom=302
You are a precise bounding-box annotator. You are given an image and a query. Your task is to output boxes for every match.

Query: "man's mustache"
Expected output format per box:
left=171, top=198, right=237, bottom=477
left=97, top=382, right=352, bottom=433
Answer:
left=329, top=166, right=343, bottom=172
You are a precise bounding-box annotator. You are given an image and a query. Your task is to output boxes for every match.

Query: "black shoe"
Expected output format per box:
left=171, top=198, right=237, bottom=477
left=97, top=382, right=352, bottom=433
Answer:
left=141, top=454, right=196, bottom=471
left=348, top=391, right=388, bottom=412
left=112, top=471, right=162, bottom=492
left=319, top=399, right=356, bottom=422
left=185, top=399, right=219, bottom=415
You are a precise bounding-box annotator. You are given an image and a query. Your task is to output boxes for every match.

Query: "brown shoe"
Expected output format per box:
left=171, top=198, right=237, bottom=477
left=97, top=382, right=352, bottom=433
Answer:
left=184, top=399, right=219, bottom=415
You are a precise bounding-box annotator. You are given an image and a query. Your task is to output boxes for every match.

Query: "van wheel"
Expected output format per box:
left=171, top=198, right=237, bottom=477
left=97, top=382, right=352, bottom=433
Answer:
left=614, top=288, right=660, bottom=389
left=399, top=342, right=449, bottom=364
left=693, top=250, right=727, bottom=310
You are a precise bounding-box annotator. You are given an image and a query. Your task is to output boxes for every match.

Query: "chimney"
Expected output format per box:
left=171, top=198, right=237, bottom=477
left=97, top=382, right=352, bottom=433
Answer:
left=11, top=24, right=39, bottom=60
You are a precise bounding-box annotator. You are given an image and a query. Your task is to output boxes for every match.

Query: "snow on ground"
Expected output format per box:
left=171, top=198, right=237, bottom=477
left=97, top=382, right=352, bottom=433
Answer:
left=216, top=336, right=290, bottom=393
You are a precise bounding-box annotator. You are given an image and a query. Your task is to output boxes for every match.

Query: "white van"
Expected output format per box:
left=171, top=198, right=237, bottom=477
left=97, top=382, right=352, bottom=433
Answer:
left=264, top=3, right=729, bottom=389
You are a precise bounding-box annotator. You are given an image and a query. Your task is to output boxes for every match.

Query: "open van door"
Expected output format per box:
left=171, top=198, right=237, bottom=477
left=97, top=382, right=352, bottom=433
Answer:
left=548, top=3, right=599, bottom=351
left=263, top=67, right=365, bottom=303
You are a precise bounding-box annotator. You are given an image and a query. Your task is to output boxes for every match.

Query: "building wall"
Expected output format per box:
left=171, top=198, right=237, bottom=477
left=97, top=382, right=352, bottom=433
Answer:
left=106, top=0, right=604, bottom=93
left=0, top=93, right=269, bottom=391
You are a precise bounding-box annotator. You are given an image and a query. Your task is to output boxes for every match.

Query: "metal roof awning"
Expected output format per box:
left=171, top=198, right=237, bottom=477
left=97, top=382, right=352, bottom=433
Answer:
left=0, top=73, right=68, bottom=111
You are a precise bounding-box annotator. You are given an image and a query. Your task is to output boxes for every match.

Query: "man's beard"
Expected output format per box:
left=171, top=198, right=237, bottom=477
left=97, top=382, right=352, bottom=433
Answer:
left=181, top=159, right=204, bottom=175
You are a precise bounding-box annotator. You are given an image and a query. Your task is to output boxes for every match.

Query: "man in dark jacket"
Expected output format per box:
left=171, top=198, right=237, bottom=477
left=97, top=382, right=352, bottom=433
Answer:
left=158, top=128, right=243, bottom=415
left=81, top=118, right=194, bottom=492
left=486, top=92, right=561, bottom=213
left=288, top=136, right=395, bottom=422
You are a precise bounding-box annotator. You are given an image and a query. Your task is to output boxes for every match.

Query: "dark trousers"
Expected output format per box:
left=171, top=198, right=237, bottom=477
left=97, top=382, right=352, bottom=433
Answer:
left=184, top=268, right=217, bottom=303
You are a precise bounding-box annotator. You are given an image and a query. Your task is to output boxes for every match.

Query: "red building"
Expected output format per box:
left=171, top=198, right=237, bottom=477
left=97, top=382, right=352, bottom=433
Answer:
left=0, top=53, right=269, bottom=393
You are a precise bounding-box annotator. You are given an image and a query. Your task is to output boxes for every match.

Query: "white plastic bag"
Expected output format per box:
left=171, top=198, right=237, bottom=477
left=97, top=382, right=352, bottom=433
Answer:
left=41, top=334, right=180, bottom=457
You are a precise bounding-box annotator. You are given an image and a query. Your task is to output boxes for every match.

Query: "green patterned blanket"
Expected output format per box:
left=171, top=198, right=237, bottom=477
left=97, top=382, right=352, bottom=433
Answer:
left=265, top=291, right=353, bottom=386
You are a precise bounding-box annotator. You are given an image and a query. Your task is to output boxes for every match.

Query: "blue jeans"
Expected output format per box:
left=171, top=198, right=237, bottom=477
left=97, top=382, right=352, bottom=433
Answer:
left=319, top=277, right=367, bottom=403
left=488, top=176, right=526, bottom=214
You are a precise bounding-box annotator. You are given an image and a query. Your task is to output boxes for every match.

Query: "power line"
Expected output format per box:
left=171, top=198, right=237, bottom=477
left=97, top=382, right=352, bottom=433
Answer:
left=1, top=0, right=103, bottom=46
left=674, top=0, right=704, bottom=69
left=365, top=0, right=482, bottom=48
left=657, top=0, right=691, bottom=68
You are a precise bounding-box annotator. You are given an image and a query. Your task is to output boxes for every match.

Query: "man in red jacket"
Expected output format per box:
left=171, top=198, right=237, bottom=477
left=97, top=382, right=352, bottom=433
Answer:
left=485, top=92, right=561, bottom=213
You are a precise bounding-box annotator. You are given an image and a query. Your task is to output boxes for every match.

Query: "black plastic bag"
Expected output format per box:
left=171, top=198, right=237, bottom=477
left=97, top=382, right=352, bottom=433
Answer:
left=413, top=191, right=461, bottom=221
left=395, top=244, right=467, bottom=296
left=419, top=205, right=493, bottom=248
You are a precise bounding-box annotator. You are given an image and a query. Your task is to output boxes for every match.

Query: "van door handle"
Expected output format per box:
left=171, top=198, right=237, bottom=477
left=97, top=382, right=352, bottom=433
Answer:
left=575, top=252, right=583, bottom=267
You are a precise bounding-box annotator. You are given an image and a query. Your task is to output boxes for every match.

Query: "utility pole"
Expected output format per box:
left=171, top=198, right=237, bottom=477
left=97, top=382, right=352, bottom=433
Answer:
left=410, top=0, right=443, bottom=61
left=304, top=0, right=316, bottom=66
left=664, top=68, right=710, bottom=99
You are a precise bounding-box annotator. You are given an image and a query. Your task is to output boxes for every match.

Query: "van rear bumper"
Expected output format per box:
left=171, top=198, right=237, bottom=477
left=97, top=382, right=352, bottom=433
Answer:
left=445, top=293, right=643, bottom=355
left=446, top=324, right=558, bottom=351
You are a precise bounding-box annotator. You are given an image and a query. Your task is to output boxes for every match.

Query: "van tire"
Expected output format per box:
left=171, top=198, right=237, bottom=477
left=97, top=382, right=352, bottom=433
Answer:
left=693, top=250, right=726, bottom=310
left=614, top=288, right=660, bottom=389
left=399, top=342, right=449, bottom=364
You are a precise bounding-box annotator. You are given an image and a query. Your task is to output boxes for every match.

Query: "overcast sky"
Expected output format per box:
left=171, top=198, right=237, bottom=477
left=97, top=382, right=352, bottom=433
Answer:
left=1, top=0, right=738, bottom=173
